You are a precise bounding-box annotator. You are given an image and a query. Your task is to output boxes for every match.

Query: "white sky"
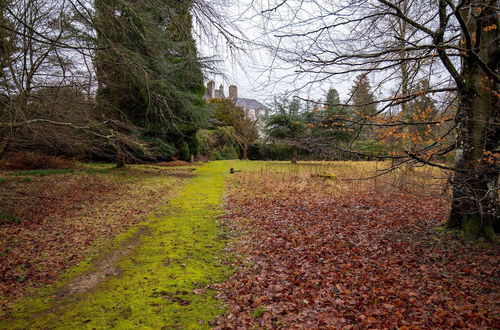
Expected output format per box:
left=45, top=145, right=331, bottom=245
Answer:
left=195, top=0, right=455, bottom=111
left=195, top=0, right=355, bottom=107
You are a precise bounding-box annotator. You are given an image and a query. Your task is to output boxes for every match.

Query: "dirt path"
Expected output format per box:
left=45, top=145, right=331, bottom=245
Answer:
left=1, top=161, right=232, bottom=329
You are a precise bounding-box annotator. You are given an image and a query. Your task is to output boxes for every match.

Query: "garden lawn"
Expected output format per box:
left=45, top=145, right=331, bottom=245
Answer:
left=1, top=161, right=232, bottom=329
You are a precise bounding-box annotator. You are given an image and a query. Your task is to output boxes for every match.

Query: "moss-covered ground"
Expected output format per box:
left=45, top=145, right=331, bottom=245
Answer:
left=1, top=161, right=233, bottom=329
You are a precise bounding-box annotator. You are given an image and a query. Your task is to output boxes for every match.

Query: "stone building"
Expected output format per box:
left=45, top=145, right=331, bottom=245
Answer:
left=203, top=80, right=270, bottom=121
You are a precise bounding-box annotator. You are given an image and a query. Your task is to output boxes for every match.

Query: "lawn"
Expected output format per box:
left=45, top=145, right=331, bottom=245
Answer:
left=1, top=161, right=233, bottom=329
left=0, top=163, right=199, bottom=314
left=0, top=160, right=498, bottom=329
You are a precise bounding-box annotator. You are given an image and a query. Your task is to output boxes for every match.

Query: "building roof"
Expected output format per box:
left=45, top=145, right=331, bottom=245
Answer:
left=235, top=97, right=269, bottom=110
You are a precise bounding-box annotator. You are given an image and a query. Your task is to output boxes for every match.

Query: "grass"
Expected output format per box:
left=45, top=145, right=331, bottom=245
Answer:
left=251, top=306, right=267, bottom=318
left=228, top=160, right=448, bottom=199
left=7, top=169, right=76, bottom=176
left=6, top=168, right=115, bottom=177
left=0, top=211, right=20, bottom=225
left=1, top=161, right=233, bottom=329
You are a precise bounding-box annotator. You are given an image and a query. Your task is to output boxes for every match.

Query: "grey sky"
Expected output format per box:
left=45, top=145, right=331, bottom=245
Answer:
left=195, top=0, right=454, bottom=111
left=195, top=0, right=355, bottom=107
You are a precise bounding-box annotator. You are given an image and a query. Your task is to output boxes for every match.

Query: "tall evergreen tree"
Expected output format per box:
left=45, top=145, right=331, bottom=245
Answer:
left=325, top=88, right=340, bottom=112
left=349, top=74, right=377, bottom=140
left=266, top=95, right=306, bottom=163
left=406, top=79, right=438, bottom=149
left=319, top=88, right=352, bottom=142
left=350, top=74, right=377, bottom=117
left=94, top=0, right=207, bottom=163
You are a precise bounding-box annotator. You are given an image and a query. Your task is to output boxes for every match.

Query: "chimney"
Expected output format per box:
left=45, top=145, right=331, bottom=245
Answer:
left=219, top=84, right=224, bottom=96
left=229, top=85, right=238, bottom=99
left=207, top=80, right=215, bottom=99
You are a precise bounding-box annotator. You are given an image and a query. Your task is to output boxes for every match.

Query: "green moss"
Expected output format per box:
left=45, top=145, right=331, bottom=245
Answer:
left=251, top=306, right=266, bottom=318
left=461, top=217, right=481, bottom=236
left=0, top=210, right=20, bottom=224
left=1, top=161, right=233, bottom=329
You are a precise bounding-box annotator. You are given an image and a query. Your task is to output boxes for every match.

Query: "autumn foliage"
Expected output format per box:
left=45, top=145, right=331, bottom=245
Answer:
left=214, top=163, right=499, bottom=328
left=0, top=152, right=75, bottom=170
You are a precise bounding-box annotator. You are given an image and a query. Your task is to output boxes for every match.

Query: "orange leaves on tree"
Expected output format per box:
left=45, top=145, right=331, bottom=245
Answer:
left=483, top=24, right=497, bottom=32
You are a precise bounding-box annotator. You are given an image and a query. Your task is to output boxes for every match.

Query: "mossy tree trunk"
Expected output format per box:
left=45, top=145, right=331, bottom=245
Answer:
left=446, top=2, right=499, bottom=241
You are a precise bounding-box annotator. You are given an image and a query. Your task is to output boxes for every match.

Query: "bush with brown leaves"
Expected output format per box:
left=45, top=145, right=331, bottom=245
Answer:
left=0, top=152, right=75, bottom=170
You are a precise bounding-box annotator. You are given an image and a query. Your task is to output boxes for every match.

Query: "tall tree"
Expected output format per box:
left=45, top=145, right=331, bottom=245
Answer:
left=0, top=0, right=13, bottom=81
left=325, top=88, right=341, bottom=113
left=258, top=0, right=499, bottom=240
left=349, top=74, right=378, bottom=140
left=306, top=88, right=353, bottom=145
left=266, top=95, right=305, bottom=163
left=210, top=98, right=258, bottom=159
left=406, top=79, right=438, bottom=150
left=94, top=0, right=207, bottom=165
left=350, top=74, right=377, bottom=117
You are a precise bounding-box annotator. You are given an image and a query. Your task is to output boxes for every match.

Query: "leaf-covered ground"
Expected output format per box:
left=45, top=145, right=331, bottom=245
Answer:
left=0, top=165, right=195, bottom=313
left=214, top=161, right=500, bottom=329
left=1, top=161, right=232, bottom=329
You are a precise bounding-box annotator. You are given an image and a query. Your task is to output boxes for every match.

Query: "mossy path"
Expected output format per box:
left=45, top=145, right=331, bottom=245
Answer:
left=1, top=161, right=232, bottom=329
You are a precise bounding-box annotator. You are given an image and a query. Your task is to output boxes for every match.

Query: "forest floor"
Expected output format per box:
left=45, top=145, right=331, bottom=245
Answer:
left=0, top=161, right=233, bottom=329
left=213, top=161, right=499, bottom=329
left=0, top=160, right=498, bottom=329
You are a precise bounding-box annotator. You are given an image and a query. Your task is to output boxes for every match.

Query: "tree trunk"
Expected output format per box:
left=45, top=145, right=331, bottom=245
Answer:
left=291, top=146, right=298, bottom=164
left=447, top=4, right=499, bottom=241
left=242, top=143, right=248, bottom=160
left=115, top=140, right=126, bottom=168
left=447, top=83, right=499, bottom=240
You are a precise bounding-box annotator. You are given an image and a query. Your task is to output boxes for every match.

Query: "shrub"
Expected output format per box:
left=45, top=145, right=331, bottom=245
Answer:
left=178, top=141, right=190, bottom=161
left=197, top=129, right=240, bottom=160
left=0, top=152, right=75, bottom=170
left=352, top=140, right=387, bottom=159
left=248, top=143, right=294, bottom=160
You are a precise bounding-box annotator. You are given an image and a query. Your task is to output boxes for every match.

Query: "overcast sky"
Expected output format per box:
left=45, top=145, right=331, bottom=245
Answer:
left=195, top=0, right=355, bottom=107
left=194, top=0, right=455, bottom=112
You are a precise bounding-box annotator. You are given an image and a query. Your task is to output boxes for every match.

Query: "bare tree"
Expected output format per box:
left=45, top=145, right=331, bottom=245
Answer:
left=254, top=0, right=499, bottom=240
left=0, top=0, right=113, bottom=156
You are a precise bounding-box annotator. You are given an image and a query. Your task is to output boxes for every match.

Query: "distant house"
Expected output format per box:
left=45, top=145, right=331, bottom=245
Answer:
left=203, top=80, right=270, bottom=121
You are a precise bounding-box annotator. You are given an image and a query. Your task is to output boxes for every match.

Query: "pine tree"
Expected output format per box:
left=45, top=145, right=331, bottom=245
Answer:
left=325, top=88, right=340, bottom=113
left=406, top=79, right=438, bottom=150
left=348, top=75, right=377, bottom=141
left=94, top=0, right=207, bottom=162
left=350, top=74, right=377, bottom=117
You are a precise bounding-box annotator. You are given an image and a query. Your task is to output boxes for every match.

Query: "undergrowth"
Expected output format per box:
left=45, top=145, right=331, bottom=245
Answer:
left=6, top=168, right=113, bottom=177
